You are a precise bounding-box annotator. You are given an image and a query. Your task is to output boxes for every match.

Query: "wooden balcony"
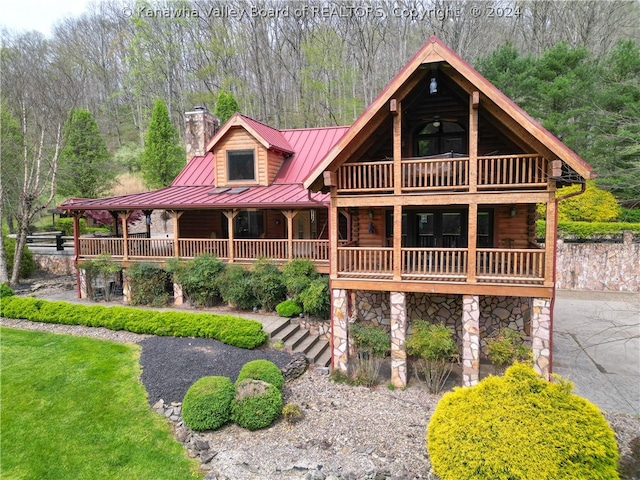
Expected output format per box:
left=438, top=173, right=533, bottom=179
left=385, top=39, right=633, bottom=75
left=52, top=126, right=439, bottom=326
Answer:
left=337, top=154, right=547, bottom=194
left=337, top=246, right=545, bottom=286
left=77, top=237, right=330, bottom=269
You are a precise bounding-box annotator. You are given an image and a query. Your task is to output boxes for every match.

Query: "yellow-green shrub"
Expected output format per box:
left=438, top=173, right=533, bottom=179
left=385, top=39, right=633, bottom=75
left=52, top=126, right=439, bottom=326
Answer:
left=427, top=363, right=619, bottom=480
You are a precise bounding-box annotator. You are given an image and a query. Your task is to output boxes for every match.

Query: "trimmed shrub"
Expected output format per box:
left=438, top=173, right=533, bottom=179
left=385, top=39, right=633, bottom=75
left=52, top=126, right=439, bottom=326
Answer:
left=349, top=322, right=390, bottom=386
left=231, top=379, right=282, bottom=431
left=217, top=265, right=257, bottom=310
left=298, top=276, right=330, bottom=319
left=182, top=376, right=236, bottom=431
left=536, top=220, right=640, bottom=240
left=237, top=359, right=284, bottom=391
left=406, top=321, right=457, bottom=394
left=0, top=284, right=15, bottom=299
left=486, top=328, right=531, bottom=372
left=126, top=263, right=170, bottom=306
left=168, top=255, right=225, bottom=307
left=54, top=217, right=86, bottom=236
left=4, top=237, right=36, bottom=279
left=250, top=258, right=286, bottom=311
left=281, top=258, right=318, bottom=301
left=276, top=299, right=302, bottom=318
left=427, top=363, right=619, bottom=480
left=0, top=296, right=267, bottom=349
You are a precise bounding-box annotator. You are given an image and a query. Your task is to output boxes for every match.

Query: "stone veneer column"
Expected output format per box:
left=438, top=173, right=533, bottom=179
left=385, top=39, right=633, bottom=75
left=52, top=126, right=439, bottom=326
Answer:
left=122, top=269, right=131, bottom=304
left=78, top=268, right=88, bottom=299
left=532, top=297, right=552, bottom=380
left=390, top=292, right=408, bottom=388
left=173, top=283, right=184, bottom=306
left=332, top=289, right=349, bottom=374
left=462, top=295, right=480, bottom=386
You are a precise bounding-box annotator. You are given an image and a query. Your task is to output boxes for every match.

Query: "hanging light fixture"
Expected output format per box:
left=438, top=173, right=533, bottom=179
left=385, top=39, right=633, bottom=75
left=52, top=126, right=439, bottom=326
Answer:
left=432, top=116, right=441, bottom=128
left=429, top=77, right=438, bottom=94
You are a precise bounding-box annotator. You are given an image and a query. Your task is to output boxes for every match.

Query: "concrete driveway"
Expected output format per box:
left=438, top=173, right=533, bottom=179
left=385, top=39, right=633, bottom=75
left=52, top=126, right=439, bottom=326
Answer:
left=553, top=290, right=640, bottom=415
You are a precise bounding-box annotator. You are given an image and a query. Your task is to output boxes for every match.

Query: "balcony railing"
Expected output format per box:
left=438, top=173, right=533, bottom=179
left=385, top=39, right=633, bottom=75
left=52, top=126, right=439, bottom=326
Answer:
left=336, top=246, right=545, bottom=285
left=78, top=237, right=330, bottom=264
left=337, top=154, right=546, bottom=194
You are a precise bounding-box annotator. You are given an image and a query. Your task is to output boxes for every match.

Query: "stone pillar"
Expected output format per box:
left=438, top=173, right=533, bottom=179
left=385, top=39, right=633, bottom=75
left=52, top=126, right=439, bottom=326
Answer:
left=532, top=297, right=552, bottom=380
left=184, top=107, right=219, bottom=161
left=390, top=292, right=408, bottom=388
left=462, top=295, right=480, bottom=386
left=79, top=268, right=88, bottom=299
left=173, top=283, right=184, bottom=306
left=122, top=270, right=132, bottom=304
left=332, top=288, right=349, bottom=374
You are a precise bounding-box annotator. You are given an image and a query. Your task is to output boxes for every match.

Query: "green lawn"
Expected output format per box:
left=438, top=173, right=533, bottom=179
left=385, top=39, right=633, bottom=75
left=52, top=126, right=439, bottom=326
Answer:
left=0, top=327, right=202, bottom=480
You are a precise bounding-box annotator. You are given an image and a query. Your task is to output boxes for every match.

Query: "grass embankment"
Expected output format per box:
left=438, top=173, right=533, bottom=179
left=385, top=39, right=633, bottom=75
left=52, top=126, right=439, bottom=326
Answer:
left=0, top=327, right=202, bottom=480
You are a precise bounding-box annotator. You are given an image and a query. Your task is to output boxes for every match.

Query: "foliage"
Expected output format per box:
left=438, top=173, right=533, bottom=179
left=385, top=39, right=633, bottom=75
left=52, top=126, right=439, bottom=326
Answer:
left=182, top=376, right=236, bottom=431
left=349, top=322, right=390, bottom=386
left=298, top=276, right=330, bottom=319
left=140, top=100, right=185, bottom=189
left=0, top=296, right=267, bottom=349
left=276, top=299, right=302, bottom=318
left=406, top=321, right=457, bottom=394
left=231, top=379, right=283, bottom=431
left=126, top=263, right=170, bottom=307
left=236, top=359, right=284, bottom=391
left=620, top=207, right=640, bottom=223
left=3, top=237, right=35, bottom=279
left=57, top=108, right=115, bottom=198
left=486, top=329, right=532, bottom=371
left=282, top=403, right=303, bottom=424
left=0, top=328, right=201, bottom=479
left=214, top=89, right=239, bottom=124
left=78, top=253, right=122, bottom=301
left=114, top=141, right=144, bottom=174
left=216, top=265, right=257, bottom=310
left=250, top=258, right=286, bottom=311
left=0, top=284, right=14, bottom=298
left=536, top=220, right=640, bottom=239
left=83, top=209, right=144, bottom=232
left=427, top=363, right=619, bottom=480
left=54, top=217, right=86, bottom=236
left=281, top=258, right=319, bottom=301
left=168, top=254, right=225, bottom=307
left=557, top=181, right=621, bottom=222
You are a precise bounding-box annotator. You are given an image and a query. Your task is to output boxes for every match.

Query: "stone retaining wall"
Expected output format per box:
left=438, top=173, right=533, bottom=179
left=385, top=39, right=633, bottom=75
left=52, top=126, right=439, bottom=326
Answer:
left=555, top=236, right=639, bottom=292
left=32, top=252, right=76, bottom=276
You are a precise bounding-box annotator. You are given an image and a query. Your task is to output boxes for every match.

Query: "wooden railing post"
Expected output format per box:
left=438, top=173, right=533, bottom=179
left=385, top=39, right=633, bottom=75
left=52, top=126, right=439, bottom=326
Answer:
left=393, top=99, right=402, bottom=195
left=467, top=202, right=477, bottom=283
left=118, top=211, right=131, bottom=261
left=282, top=210, right=297, bottom=261
left=544, top=193, right=556, bottom=287
left=168, top=210, right=183, bottom=258
left=223, top=209, right=238, bottom=264
left=393, top=204, right=402, bottom=280
left=469, top=91, right=479, bottom=193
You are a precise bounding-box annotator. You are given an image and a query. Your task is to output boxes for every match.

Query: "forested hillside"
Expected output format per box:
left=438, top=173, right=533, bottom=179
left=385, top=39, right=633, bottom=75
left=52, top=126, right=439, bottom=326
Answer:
left=1, top=0, right=639, bottom=201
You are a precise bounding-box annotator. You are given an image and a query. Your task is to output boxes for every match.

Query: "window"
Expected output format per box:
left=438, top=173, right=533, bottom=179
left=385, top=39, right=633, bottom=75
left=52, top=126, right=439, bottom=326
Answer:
left=221, top=210, right=264, bottom=238
left=415, top=121, right=466, bottom=157
left=227, top=149, right=255, bottom=181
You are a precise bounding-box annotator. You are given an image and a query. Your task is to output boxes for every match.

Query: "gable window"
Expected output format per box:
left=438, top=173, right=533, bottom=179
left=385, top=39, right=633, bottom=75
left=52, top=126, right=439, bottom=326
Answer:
left=227, top=149, right=256, bottom=181
left=415, top=121, right=466, bottom=157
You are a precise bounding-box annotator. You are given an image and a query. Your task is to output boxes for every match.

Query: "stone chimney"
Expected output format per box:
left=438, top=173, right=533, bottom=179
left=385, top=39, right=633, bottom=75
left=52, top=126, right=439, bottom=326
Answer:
left=184, top=106, right=219, bottom=161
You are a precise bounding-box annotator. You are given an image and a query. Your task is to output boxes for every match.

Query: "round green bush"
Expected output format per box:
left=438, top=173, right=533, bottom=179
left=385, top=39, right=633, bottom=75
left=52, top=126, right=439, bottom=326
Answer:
left=231, top=379, right=283, bottom=431
left=0, top=284, right=15, bottom=299
left=182, top=376, right=236, bottom=431
left=236, top=359, right=284, bottom=391
left=427, top=363, right=619, bottom=480
left=276, top=299, right=302, bottom=318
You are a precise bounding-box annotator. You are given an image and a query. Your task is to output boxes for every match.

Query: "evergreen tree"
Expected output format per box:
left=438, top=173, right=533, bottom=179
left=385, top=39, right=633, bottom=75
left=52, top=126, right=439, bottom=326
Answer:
left=214, top=90, right=239, bottom=124
left=57, top=108, right=115, bottom=198
left=141, top=100, right=185, bottom=189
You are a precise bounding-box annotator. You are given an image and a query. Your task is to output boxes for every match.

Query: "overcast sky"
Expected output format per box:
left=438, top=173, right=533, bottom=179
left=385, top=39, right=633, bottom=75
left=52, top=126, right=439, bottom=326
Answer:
left=1, top=0, right=90, bottom=37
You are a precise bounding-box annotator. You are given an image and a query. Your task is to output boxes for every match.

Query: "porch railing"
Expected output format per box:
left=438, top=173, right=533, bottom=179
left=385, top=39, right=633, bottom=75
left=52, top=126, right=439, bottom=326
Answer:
left=234, top=239, right=288, bottom=260
left=128, top=238, right=173, bottom=258
left=79, top=238, right=124, bottom=257
left=336, top=154, right=547, bottom=193
left=402, top=248, right=468, bottom=281
left=179, top=238, right=229, bottom=259
left=337, top=246, right=393, bottom=278
left=476, top=248, right=545, bottom=283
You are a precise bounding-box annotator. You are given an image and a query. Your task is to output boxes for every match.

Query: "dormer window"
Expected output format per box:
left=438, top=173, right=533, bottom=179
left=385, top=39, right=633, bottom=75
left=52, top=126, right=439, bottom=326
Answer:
left=416, top=121, right=466, bottom=157
left=227, top=149, right=256, bottom=181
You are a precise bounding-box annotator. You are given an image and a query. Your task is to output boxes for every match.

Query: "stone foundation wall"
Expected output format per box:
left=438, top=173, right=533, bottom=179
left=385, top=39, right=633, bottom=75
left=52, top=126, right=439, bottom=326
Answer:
left=32, top=252, right=75, bottom=275
left=353, top=290, right=530, bottom=358
left=556, top=238, right=640, bottom=292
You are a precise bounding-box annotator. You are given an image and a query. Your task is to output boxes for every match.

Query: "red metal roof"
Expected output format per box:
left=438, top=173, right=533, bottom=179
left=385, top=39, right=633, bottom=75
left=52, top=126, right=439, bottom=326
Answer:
left=238, top=114, right=294, bottom=154
left=60, top=184, right=327, bottom=210
left=171, top=152, right=214, bottom=186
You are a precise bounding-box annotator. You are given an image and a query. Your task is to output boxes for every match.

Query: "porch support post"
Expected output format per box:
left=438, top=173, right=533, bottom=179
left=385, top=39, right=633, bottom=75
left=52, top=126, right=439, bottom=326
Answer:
left=223, top=209, right=238, bottom=263
left=544, top=192, right=557, bottom=287
left=393, top=204, right=402, bottom=280
left=392, top=99, right=402, bottom=195
left=72, top=211, right=82, bottom=298
left=462, top=294, right=480, bottom=386
left=118, top=212, right=131, bottom=261
left=78, top=267, right=88, bottom=299
left=390, top=291, right=408, bottom=388
left=532, top=297, right=552, bottom=380
left=143, top=209, right=153, bottom=238
left=467, top=202, right=477, bottom=283
left=281, top=210, right=297, bottom=261
left=169, top=210, right=183, bottom=258
left=173, top=282, right=184, bottom=306
left=469, top=91, right=479, bottom=192
left=122, top=268, right=131, bottom=304
left=330, top=200, right=338, bottom=277
left=332, top=288, right=349, bottom=374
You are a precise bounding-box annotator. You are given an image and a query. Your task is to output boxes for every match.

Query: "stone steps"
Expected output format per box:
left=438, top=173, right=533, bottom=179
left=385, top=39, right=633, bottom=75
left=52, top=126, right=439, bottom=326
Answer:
left=269, top=319, right=331, bottom=368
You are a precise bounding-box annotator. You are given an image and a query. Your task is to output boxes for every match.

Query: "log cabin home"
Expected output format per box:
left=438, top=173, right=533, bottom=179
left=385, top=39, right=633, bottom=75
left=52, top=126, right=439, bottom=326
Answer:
left=61, top=36, right=593, bottom=387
